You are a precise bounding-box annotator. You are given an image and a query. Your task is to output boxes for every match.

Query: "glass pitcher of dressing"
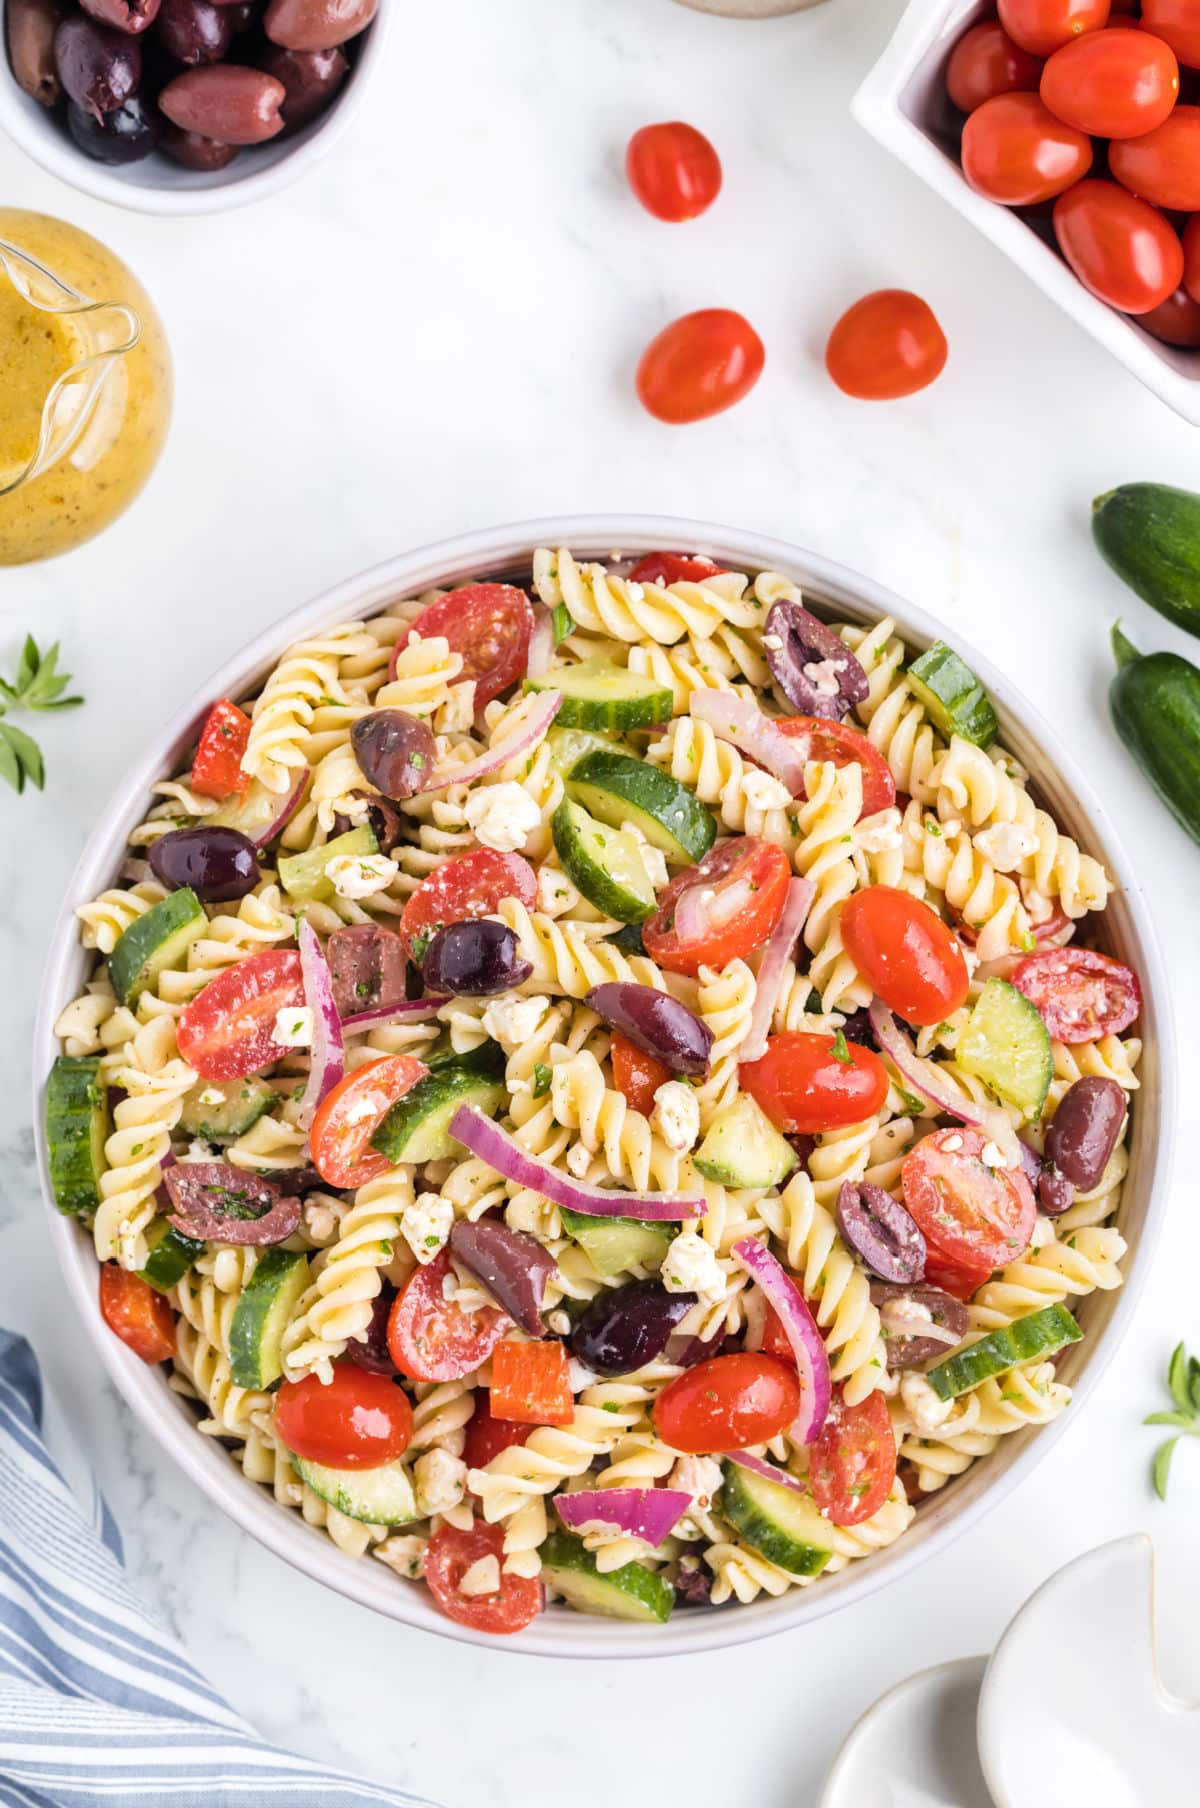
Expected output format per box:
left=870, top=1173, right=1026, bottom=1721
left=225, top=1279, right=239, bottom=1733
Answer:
left=0, top=210, right=171, bottom=566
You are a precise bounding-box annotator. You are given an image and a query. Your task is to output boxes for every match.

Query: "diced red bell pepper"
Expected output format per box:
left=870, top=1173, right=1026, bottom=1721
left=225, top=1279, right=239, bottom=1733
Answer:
left=489, top=1339, right=574, bottom=1426
left=191, top=699, right=251, bottom=800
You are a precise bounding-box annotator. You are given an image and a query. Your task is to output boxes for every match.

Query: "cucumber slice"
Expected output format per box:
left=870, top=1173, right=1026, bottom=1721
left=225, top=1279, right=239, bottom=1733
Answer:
left=138, top=1218, right=205, bottom=1293
left=525, top=659, right=673, bottom=731
left=179, top=1075, right=276, bottom=1142
left=277, top=825, right=379, bottom=905
left=956, top=978, right=1052, bottom=1119
left=45, top=1055, right=110, bottom=1216
left=546, top=726, right=618, bottom=776
left=720, top=1460, right=833, bottom=1578
left=566, top=751, right=717, bottom=866
left=908, top=643, right=999, bottom=750
left=539, top=1531, right=675, bottom=1623
left=209, top=779, right=295, bottom=843
left=291, top=1452, right=419, bottom=1525
left=927, top=1304, right=1082, bottom=1402
left=560, top=1208, right=676, bottom=1277
left=371, top=1060, right=506, bottom=1164
left=552, top=796, right=657, bottom=925
left=107, top=887, right=207, bottom=1006
left=693, top=1093, right=798, bottom=1188
left=228, top=1247, right=311, bottom=1390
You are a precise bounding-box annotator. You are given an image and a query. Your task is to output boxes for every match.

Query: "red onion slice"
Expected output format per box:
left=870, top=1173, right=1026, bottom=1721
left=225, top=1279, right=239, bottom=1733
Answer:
left=527, top=606, right=555, bottom=679
left=339, top=996, right=450, bottom=1033
left=251, top=771, right=310, bottom=850
left=448, top=1106, right=704, bottom=1221
left=732, top=1237, right=831, bottom=1443
left=741, top=877, right=816, bottom=1062
left=554, top=1488, right=692, bottom=1547
left=867, top=998, right=1021, bottom=1169
left=297, top=919, right=344, bottom=1131
left=689, top=690, right=809, bottom=797
left=419, top=691, right=561, bottom=793
left=722, top=1450, right=812, bottom=1499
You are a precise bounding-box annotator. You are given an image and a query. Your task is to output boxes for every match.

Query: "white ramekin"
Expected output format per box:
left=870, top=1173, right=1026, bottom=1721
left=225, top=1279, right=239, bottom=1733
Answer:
left=33, top=515, right=1174, bottom=1658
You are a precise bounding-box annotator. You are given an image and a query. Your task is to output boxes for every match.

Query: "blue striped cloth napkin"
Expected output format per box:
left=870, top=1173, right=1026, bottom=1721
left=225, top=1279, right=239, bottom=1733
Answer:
left=0, top=1328, right=437, bottom=1807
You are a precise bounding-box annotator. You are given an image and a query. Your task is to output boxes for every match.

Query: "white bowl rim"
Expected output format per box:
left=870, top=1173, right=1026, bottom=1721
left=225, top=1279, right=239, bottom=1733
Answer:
left=33, top=512, right=1177, bottom=1659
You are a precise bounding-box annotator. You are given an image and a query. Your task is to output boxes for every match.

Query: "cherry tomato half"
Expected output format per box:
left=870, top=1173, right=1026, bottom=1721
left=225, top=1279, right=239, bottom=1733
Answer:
left=776, top=717, right=896, bottom=818
left=1011, top=947, right=1142, bottom=1041
left=947, top=21, right=1044, bottom=114
left=177, top=948, right=304, bottom=1082
left=387, top=1250, right=511, bottom=1383
left=1138, top=285, right=1200, bottom=342
left=902, top=1127, right=1037, bottom=1288
left=1041, top=27, right=1179, bottom=137
left=424, top=1521, right=542, bottom=1634
left=626, top=120, right=722, bottom=222
left=1184, top=213, right=1200, bottom=302
left=997, top=0, right=1112, bottom=59
left=1053, top=178, right=1184, bottom=311
left=1110, top=104, right=1200, bottom=209
left=809, top=1388, right=897, bottom=1527
left=611, top=1029, right=673, bottom=1116
left=190, top=699, right=251, bottom=801
left=309, top=1054, right=428, bottom=1189
left=962, top=92, right=1093, bottom=204
left=399, top=847, right=537, bottom=963
left=643, top=837, right=790, bottom=976
left=840, top=885, right=970, bottom=1027
left=651, top=1352, right=801, bottom=1454
left=99, top=1266, right=176, bottom=1364
left=1141, top=1, right=1200, bottom=72
left=740, top=1031, right=889, bottom=1136
left=275, top=1365, right=414, bottom=1470
left=463, top=1391, right=531, bottom=1472
left=397, top=584, right=534, bottom=708
left=628, top=552, right=725, bottom=585
left=636, top=308, right=765, bottom=424
left=825, top=290, right=948, bottom=402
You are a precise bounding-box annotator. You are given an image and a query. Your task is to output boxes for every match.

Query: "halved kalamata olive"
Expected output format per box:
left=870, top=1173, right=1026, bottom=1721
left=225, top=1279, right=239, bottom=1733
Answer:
left=569, top=1280, right=697, bottom=1378
left=7, top=0, right=63, bottom=105
left=351, top=709, right=437, bottom=801
left=1045, top=1076, right=1126, bottom=1194
left=837, top=1180, right=926, bottom=1284
left=55, top=14, right=140, bottom=118
left=673, top=1557, right=714, bottom=1606
left=149, top=825, right=259, bottom=901
left=840, top=1007, right=878, bottom=1050
left=68, top=91, right=158, bottom=160
left=155, top=0, right=232, bottom=63
left=258, top=41, right=347, bottom=128
left=163, top=1162, right=301, bottom=1245
left=870, top=1283, right=970, bottom=1368
left=422, top=920, right=532, bottom=996
left=159, top=120, right=238, bottom=168
left=344, top=1283, right=397, bottom=1373
left=449, top=1218, right=553, bottom=1338
left=763, top=600, right=868, bottom=722
left=79, top=0, right=160, bottom=31
left=331, top=790, right=405, bottom=852
left=327, top=922, right=409, bottom=1018
left=585, top=983, right=713, bottom=1078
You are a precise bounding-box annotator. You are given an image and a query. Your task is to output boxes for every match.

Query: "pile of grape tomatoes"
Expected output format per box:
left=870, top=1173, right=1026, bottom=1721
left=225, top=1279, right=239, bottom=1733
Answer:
left=949, top=1, right=1200, bottom=345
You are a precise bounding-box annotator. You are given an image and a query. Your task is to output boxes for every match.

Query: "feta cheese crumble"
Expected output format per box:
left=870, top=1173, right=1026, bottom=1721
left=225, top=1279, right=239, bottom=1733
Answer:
left=975, top=821, right=1040, bottom=873
left=273, top=1006, right=313, bottom=1049
left=802, top=656, right=847, bottom=697
left=566, top=1142, right=593, bottom=1180
left=669, top=1454, right=724, bottom=1513
left=481, top=992, right=549, bottom=1047
left=464, top=782, right=540, bottom=853
left=856, top=808, right=903, bottom=855
left=626, top=823, right=670, bottom=891
left=741, top=767, right=792, bottom=814
left=900, top=1372, right=956, bottom=1435
left=197, top=1087, right=224, bottom=1108
left=325, top=852, right=399, bottom=900
left=413, top=1449, right=468, bottom=1519
left=661, top=1230, right=724, bottom=1302
left=651, top=1080, right=701, bottom=1155
left=400, top=1192, right=454, bottom=1264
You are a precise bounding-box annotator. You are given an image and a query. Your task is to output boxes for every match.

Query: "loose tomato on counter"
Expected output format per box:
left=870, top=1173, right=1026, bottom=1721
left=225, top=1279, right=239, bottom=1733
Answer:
left=626, top=121, right=722, bottom=222
left=177, top=947, right=304, bottom=1080
left=1011, top=947, right=1142, bottom=1041
left=396, top=584, right=534, bottom=708
left=809, top=1389, right=897, bottom=1528
left=463, top=1392, right=532, bottom=1471
left=275, top=1366, right=413, bottom=1470
left=1053, top=178, right=1184, bottom=312
left=100, top=1266, right=176, bottom=1364
left=424, top=1522, right=542, bottom=1634
left=825, top=290, right=948, bottom=401
left=1040, top=28, right=1180, bottom=138
left=740, top=1031, right=889, bottom=1136
left=399, top=847, right=536, bottom=963
left=1109, top=104, right=1200, bottom=210
left=387, top=1251, right=511, bottom=1383
left=840, top=885, right=970, bottom=1026
left=946, top=20, right=1044, bottom=114
left=642, top=837, right=790, bottom=976
left=997, top=0, right=1112, bottom=59
left=611, top=1029, right=672, bottom=1116
left=962, top=92, right=1093, bottom=204
left=636, top=308, right=765, bottom=424
left=651, top=1352, right=801, bottom=1453
left=776, top=717, right=896, bottom=817
left=902, top=1127, right=1037, bottom=1298
left=309, top=1054, right=428, bottom=1189
left=628, top=552, right=725, bottom=585
left=190, top=699, right=251, bottom=800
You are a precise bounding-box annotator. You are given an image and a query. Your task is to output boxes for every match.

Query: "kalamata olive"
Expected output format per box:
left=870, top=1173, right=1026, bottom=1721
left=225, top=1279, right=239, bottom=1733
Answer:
left=158, top=119, right=239, bottom=167
left=55, top=14, right=140, bottom=118
left=449, top=1218, right=554, bottom=1338
left=331, top=789, right=404, bottom=853
left=1045, top=1076, right=1127, bottom=1194
left=351, top=709, right=437, bottom=801
left=569, top=1280, right=697, bottom=1378
left=258, top=41, right=347, bottom=127
left=264, top=0, right=376, bottom=52
left=837, top=1180, right=926, bottom=1284
left=149, top=825, right=259, bottom=901
left=327, top=923, right=410, bottom=1018
left=67, top=90, right=158, bottom=158
left=155, top=0, right=231, bottom=62
left=673, top=1557, right=713, bottom=1606
left=163, top=1162, right=301, bottom=1245
left=344, top=1283, right=397, bottom=1373
left=422, top=920, right=533, bottom=996
left=870, top=1283, right=970, bottom=1369
left=1038, top=1166, right=1076, bottom=1216
left=763, top=600, right=868, bottom=722
left=840, top=1007, right=878, bottom=1050
left=6, top=0, right=62, bottom=106
left=79, top=0, right=160, bottom=31
left=664, top=1324, right=724, bottom=1368
left=585, top=982, right=713, bottom=1078
left=158, top=63, right=284, bottom=142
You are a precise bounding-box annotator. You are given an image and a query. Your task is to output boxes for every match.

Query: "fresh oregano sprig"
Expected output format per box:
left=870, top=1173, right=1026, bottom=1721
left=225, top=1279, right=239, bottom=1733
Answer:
left=1144, top=1341, right=1200, bottom=1500
left=0, top=635, right=83, bottom=794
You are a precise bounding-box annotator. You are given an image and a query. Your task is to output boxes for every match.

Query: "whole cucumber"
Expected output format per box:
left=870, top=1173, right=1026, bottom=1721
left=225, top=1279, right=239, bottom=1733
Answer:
left=1110, top=625, right=1200, bottom=845
left=1093, top=484, right=1200, bottom=638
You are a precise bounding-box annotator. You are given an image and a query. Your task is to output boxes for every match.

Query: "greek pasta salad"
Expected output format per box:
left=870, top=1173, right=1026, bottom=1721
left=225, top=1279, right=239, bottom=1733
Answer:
left=47, top=547, right=1142, bottom=1635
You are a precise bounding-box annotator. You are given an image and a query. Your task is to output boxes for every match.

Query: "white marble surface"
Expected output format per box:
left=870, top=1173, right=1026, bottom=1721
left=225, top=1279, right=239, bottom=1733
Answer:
left=3, top=0, right=1200, bottom=1800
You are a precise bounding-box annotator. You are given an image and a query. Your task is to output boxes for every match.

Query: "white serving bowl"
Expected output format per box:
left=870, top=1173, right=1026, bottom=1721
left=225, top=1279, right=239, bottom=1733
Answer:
left=0, top=1, right=389, bottom=215
left=34, top=515, right=1174, bottom=1658
left=852, top=1, right=1200, bottom=428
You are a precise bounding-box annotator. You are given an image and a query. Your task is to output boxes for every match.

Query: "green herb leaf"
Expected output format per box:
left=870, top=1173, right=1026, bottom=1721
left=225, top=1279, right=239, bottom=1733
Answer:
left=0, top=636, right=84, bottom=795
left=829, top=1030, right=852, bottom=1066
left=1189, top=1356, right=1200, bottom=1416
left=1168, top=1341, right=1191, bottom=1414
left=1143, top=1411, right=1195, bottom=1430
left=0, top=722, right=45, bottom=793
left=532, top=1064, right=552, bottom=1099
left=1153, top=1438, right=1178, bottom=1502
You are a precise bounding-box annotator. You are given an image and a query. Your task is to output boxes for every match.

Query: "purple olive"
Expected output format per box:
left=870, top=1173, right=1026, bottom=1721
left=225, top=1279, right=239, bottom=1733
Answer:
left=257, top=41, right=347, bottom=128
left=79, top=0, right=160, bottom=30
left=1045, top=1077, right=1126, bottom=1193
left=840, top=1007, right=878, bottom=1051
left=344, top=1283, right=397, bottom=1373
left=155, top=0, right=232, bottom=63
left=6, top=0, right=63, bottom=106
left=422, top=920, right=532, bottom=996
left=332, top=789, right=405, bottom=853
left=585, top=983, right=713, bottom=1078
left=163, top=1162, right=301, bottom=1245
left=871, top=1283, right=969, bottom=1368
left=55, top=14, right=140, bottom=118
left=67, top=91, right=158, bottom=160
left=327, top=923, right=409, bottom=1018
left=763, top=600, right=868, bottom=722
left=1038, top=1167, right=1076, bottom=1216
left=149, top=825, right=259, bottom=901
left=665, top=1324, right=724, bottom=1368
left=449, top=1218, right=554, bottom=1338
left=158, top=121, right=239, bottom=167
left=569, top=1280, right=696, bottom=1377
left=351, top=709, right=437, bottom=801
left=673, top=1557, right=713, bottom=1606
left=837, top=1181, right=926, bottom=1284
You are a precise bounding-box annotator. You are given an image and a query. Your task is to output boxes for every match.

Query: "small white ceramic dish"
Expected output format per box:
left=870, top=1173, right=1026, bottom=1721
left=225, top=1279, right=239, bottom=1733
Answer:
left=852, top=1, right=1200, bottom=428
left=819, top=1656, right=992, bottom=1808
left=33, top=515, right=1174, bottom=1657
left=0, top=2, right=389, bottom=215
